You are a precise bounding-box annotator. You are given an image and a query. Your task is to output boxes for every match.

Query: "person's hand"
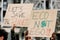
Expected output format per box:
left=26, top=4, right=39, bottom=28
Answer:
left=12, top=24, right=16, bottom=30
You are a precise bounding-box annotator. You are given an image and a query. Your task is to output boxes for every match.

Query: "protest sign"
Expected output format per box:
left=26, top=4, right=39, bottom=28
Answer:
left=28, top=10, right=57, bottom=37
left=4, top=4, right=33, bottom=27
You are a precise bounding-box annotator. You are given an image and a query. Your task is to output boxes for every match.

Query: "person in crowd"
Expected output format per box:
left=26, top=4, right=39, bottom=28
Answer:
left=50, top=33, right=57, bottom=40
left=7, top=24, right=17, bottom=40
left=0, top=29, right=8, bottom=40
left=24, top=30, right=32, bottom=40
left=11, top=24, right=17, bottom=40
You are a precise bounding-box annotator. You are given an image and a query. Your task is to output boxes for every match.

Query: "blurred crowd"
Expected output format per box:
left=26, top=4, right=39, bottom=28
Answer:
left=0, top=24, right=59, bottom=40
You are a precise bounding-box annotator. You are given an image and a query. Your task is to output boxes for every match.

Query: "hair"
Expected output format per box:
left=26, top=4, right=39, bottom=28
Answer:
left=0, top=29, right=8, bottom=40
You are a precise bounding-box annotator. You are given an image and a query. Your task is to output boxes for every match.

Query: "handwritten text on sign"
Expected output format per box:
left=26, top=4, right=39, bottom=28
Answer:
left=28, top=10, right=57, bottom=37
left=4, top=4, right=33, bottom=26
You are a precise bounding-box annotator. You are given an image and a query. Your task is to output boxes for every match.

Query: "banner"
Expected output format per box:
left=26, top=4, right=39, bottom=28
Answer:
left=4, top=4, right=33, bottom=27
left=28, top=10, right=57, bottom=37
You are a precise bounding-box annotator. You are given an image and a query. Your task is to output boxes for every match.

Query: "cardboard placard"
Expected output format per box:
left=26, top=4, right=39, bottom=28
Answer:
left=28, top=10, right=57, bottom=37
left=4, top=4, right=33, bottom=27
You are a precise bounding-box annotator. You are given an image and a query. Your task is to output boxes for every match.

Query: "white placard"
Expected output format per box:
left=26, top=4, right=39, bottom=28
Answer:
left=4, top=4, right=33, bottom=27
left=28, top=10, right=57, bottom=37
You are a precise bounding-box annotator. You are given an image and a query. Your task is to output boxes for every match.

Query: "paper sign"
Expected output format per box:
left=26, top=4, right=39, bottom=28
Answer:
left=4, top=4, right=33, bottom=27
left=28, top=10, right=57, bottom=37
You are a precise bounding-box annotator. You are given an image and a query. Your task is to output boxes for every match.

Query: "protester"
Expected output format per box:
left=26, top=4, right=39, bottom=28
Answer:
left=50, top=33, right=57, bottom=40
left=0, top=29, right=8, bottom=40
left=24, top=30, right=32, bottom=40
left=11, top=24, right=17, bottom=40
left=7, top=24, right=17, bottom=40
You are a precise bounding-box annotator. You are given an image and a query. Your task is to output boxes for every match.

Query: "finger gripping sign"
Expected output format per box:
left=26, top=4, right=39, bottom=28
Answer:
left=4, top=4, right=33, bottom=27
left=28, top=10, right=57, bottom=37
